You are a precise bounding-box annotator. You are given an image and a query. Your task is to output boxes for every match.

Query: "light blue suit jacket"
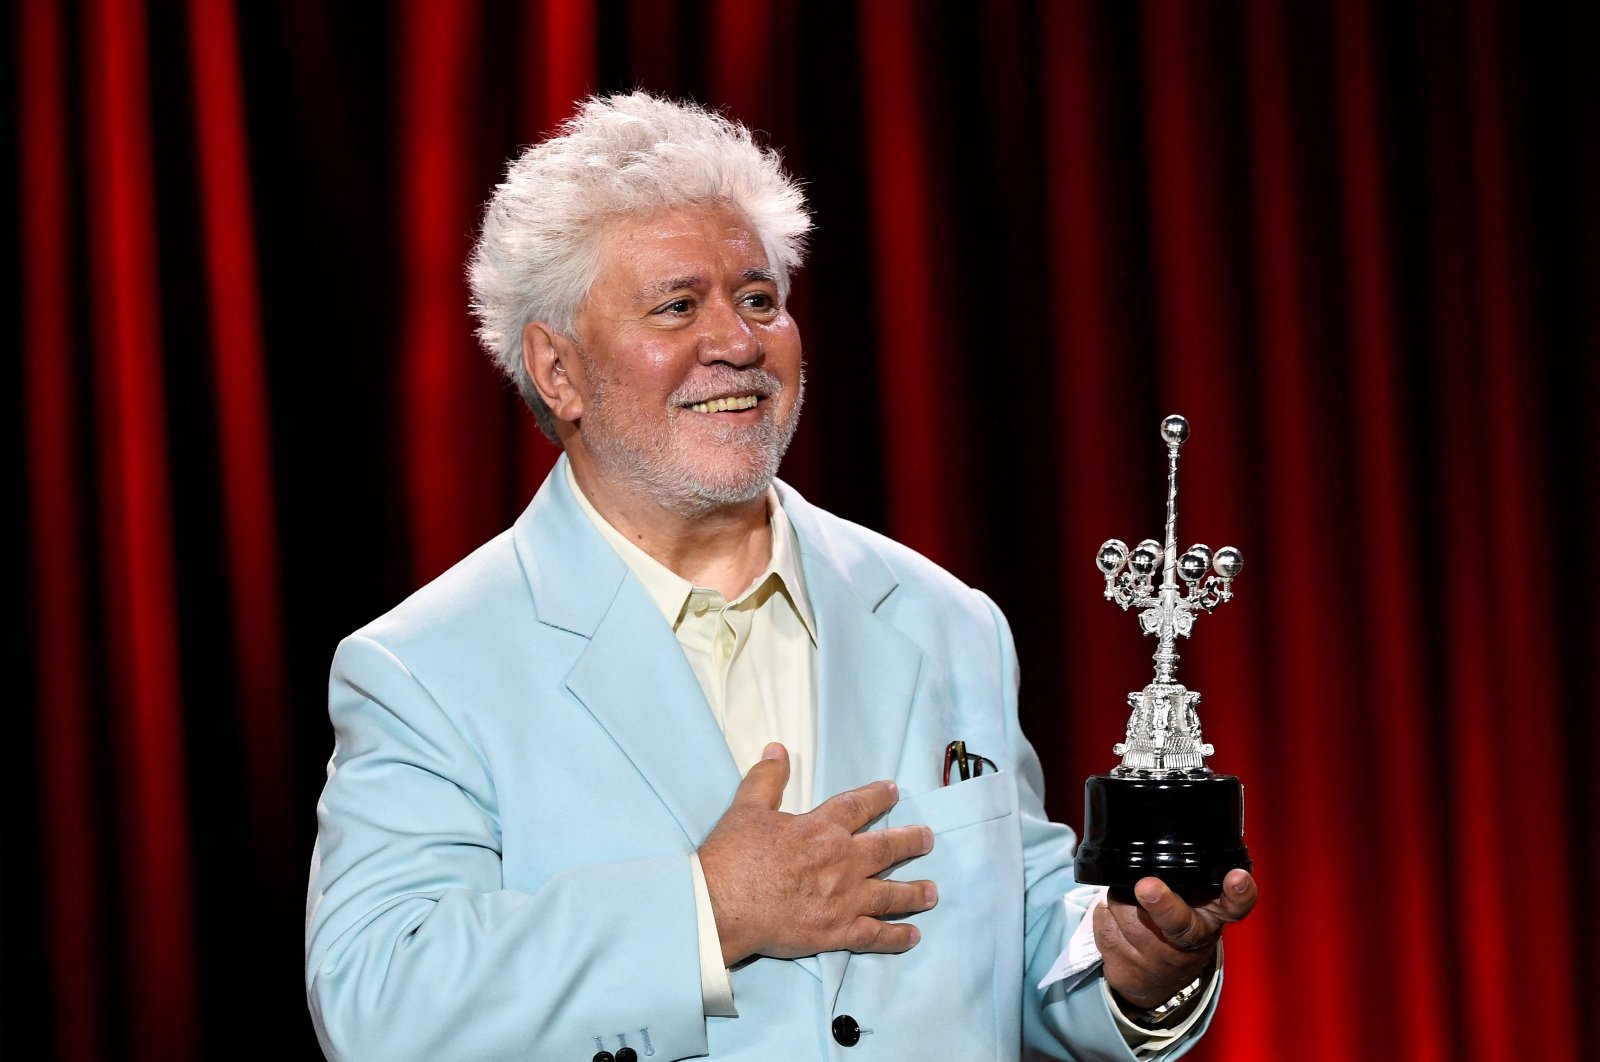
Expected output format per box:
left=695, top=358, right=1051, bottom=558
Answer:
left=305, top=459, right=1217, bottom=1060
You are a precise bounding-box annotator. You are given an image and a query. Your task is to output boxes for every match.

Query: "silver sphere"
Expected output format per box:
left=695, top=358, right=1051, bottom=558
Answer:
left=1135, top=537, right=1162, bottom=555
left=1178, top=551, right=1208, bottom=583
left=1185, top=543, right=1212, bottom=569
left=1096, top=539, right=1129, bottom=575
left=1129, top=545, right=1160, bottom=576
left=1213, top=546, right=1243, bottom=580
left=1160, top=414, right=1190, bottom=447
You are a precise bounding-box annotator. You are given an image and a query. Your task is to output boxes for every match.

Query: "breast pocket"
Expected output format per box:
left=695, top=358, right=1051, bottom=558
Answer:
left=841, top=771, right=1023, bottom=1058
left=876, top=770, right=1019, bottom=899
left=884, top=769, right=1015, bottom=836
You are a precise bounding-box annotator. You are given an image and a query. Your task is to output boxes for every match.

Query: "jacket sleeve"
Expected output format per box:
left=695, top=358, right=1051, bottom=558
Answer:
left=976, top=592, right=1222, bottom=1062
left=305, top=633, right=707, bottom=1062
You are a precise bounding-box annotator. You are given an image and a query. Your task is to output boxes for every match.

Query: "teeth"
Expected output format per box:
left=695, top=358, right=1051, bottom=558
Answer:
left=688, top=394, right=759, bottom=413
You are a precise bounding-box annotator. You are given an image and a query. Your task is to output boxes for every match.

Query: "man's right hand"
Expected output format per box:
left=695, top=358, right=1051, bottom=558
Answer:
left=697, top=742, right=938, bottom=967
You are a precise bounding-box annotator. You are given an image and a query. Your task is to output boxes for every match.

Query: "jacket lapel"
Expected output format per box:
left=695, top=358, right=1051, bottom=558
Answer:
left=513, top=458, right=740, bottom=847
left=781, top=484, right=925, bottom=1007
left=565, top=584, right=743, bottom=845
left=805, top=567, right=923, bottom=814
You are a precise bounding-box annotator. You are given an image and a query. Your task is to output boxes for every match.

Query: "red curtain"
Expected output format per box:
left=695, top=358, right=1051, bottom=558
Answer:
left=11, top=1, right=1595, bottom=1058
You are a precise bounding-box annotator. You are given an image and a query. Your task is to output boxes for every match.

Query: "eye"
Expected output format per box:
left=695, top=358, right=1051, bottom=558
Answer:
left=739, top=290, right=778, bottom=312
left=655, top=297, right=695, bottom=316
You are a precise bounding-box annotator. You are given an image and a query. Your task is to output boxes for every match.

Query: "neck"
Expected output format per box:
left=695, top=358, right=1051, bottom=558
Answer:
left=567, top=456, right=773, bottom=598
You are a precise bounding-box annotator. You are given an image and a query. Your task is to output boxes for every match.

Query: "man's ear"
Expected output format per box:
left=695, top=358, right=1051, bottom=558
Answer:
left=522, top=321, right=584, bottom=423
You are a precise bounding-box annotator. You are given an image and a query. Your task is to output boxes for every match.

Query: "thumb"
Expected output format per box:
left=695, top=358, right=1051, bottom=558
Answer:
left=732, top=742, right=789, bottom=810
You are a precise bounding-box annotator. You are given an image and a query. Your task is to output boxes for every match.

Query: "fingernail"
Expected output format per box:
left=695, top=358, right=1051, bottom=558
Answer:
left=1231, top=876, right=1250, bottom=895
left=924, top=884, right=938, bottom=905
left=907, top=925, right=921, bottom=946
left=1137, top=882, right=1163, bottom=905
left=885, top=780, right=898, bottom=798
left=921, top=827, right=934, bottom=853
left=762, top=743, right=782, bottom=761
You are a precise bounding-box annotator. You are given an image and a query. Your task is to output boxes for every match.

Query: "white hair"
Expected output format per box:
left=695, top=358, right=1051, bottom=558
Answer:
left=467, top=92, right=812, bottom=441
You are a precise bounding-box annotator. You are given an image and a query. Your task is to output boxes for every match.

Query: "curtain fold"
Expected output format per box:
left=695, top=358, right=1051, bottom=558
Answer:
left=82, top=0, right=200, bottom=1055
left=21, top=0, right=106, bottom=1057
left=9, top=2, right=1589, bottom=1058
left=1330, top=4, right=1450, bottom=1057
left=187, top=0, right=292, bottom=891
left=857, top=0, right=971, bottom=568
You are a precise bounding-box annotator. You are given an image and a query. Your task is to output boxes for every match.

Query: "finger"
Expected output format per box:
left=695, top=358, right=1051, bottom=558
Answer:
left=816, top=778, right=900, bottom=832
left=842, top=915, right=922, bottom=954
left=1202, top=869, right=1257, bottom=924
left=860, top=824, right=934, bottom=870
left=730, top=743, right=790, bottom=811
left=1133, top=878, right=1215, bottom=952
left=863, top=878, right=938, bottom=918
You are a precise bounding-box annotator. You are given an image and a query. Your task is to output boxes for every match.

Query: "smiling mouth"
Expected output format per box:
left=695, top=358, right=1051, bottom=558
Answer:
left=685, top=394, right=760, bottom=413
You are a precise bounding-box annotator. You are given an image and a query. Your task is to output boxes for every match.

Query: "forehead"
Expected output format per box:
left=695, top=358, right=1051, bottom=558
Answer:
left=593, top=206, right=771, bottom=291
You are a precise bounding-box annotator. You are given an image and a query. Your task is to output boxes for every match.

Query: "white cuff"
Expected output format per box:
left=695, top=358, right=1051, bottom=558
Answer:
left=1038, top=885, right=1109, bottom=993
left=689, top=853, right=736, bottom=1017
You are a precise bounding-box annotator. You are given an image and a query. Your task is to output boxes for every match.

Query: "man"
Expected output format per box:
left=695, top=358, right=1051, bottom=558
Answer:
left=305, top=92, right=1257, bottom=1061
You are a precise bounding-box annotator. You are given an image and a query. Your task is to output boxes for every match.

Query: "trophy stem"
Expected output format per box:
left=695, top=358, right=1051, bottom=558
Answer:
left=1155, top=434, right=1182, bottom=685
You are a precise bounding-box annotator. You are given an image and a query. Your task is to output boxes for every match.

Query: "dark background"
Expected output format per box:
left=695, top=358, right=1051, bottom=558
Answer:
left=9, top=1, right=1596, bottom=1059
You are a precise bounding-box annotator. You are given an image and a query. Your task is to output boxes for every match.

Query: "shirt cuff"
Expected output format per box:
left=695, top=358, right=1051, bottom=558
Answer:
left=689, top=852, right=737, bottom=1017
left=1032, top=884, right=1107, bottom=997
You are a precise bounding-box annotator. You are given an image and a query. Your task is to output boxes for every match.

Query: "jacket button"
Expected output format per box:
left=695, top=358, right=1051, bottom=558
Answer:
left=616, top=1050, right=638, bottom=1062
left=832, top=1014, right=861, bottom=1047
left=592, top=1053, right=614, bottom=1062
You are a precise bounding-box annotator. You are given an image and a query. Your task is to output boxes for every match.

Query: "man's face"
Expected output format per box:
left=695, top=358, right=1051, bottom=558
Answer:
left=563, top=206, right=805, bottom=514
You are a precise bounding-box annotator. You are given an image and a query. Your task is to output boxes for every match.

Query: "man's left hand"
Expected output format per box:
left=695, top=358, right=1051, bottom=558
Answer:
left=1094, top=868, right=1257, bottom=1010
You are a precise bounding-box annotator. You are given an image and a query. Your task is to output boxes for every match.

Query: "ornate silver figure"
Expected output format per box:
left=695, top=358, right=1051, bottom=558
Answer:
left=1095, top=415, right=1242, bottom=776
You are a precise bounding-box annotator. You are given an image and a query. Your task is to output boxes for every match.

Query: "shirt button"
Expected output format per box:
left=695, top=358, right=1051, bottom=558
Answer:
left=832, top=1014, right=861, bottom=1047
left=720, top=641, right=733, bottom=658
left=689, top=594, right=709, bottom=615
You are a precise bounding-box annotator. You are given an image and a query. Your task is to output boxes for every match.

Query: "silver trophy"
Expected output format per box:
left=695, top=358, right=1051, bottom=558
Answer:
left=1074, top=415, right=1252, bottom=890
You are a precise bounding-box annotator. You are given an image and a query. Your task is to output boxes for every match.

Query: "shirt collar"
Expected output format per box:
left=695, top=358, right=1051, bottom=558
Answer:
left=563, top=461, right=816, bottom=642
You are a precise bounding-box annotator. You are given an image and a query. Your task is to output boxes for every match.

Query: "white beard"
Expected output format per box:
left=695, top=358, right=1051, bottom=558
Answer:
left=577, top=359, right=805, bottom=518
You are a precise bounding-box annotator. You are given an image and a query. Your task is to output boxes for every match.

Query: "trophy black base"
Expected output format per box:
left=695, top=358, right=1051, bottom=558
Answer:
left=1074, top=772, right=1251, bottom=891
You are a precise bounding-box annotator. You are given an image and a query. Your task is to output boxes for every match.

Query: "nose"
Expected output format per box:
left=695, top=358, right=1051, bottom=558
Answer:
left=696, top=295, right=760, bottom=367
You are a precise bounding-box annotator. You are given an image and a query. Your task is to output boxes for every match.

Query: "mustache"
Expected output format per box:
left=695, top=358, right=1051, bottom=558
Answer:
left=670, top=367, right=785, bottom=407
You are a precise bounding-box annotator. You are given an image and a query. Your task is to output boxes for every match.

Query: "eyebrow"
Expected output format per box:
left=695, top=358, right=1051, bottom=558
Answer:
left=631, top=275, right=702, bottom=303
left=631, top=268, right=778, bottom=303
